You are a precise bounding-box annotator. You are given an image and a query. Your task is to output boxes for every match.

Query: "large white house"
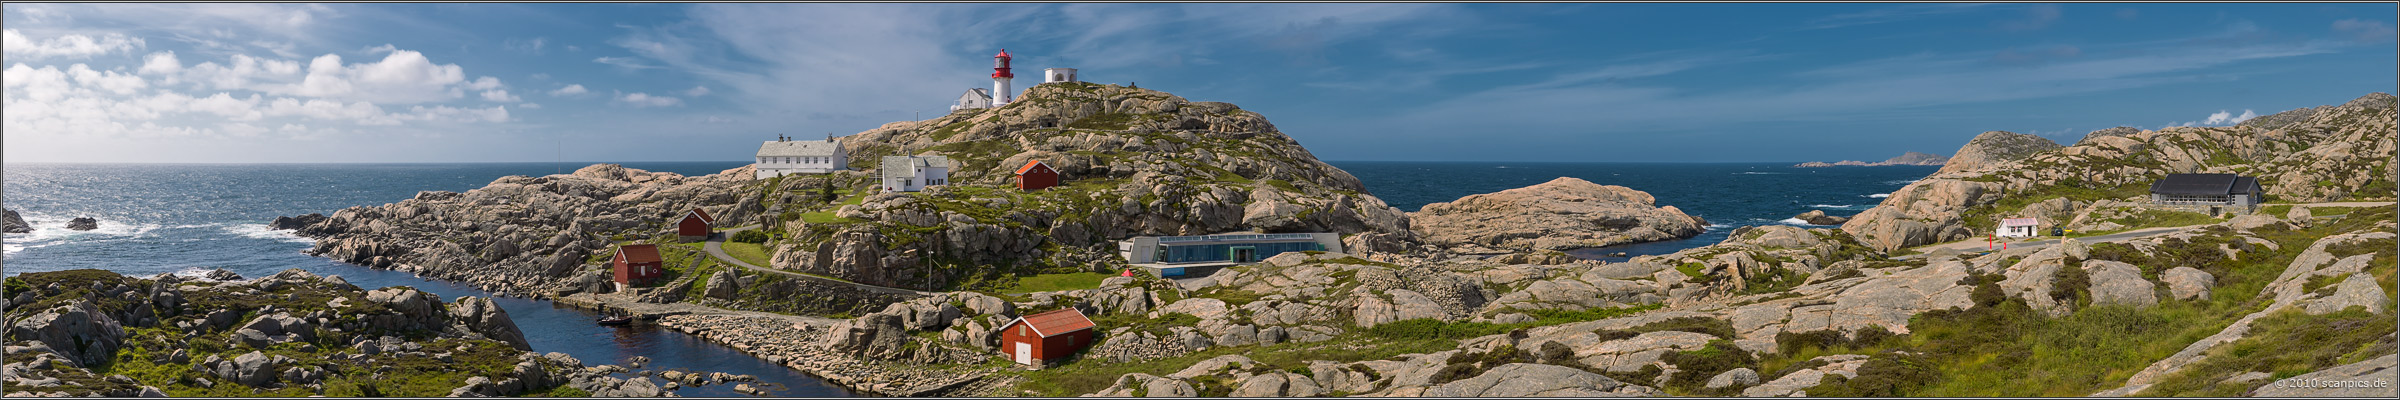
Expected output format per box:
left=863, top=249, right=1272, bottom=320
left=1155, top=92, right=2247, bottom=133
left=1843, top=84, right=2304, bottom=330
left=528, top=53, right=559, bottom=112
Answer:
left=880, top=155, right=951, bottom=192
left=755, top=135, right=846, bottom=179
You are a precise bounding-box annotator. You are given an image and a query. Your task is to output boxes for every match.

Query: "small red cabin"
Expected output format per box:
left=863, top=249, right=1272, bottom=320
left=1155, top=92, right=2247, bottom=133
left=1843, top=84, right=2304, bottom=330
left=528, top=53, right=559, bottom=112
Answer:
left=676, top=208, right=716, bottom=240
left=612, top=244, right=665, bottom=288
left=1014, top=160, right=1059, bottom=191
left=998, top=308, right=1095, bottom=366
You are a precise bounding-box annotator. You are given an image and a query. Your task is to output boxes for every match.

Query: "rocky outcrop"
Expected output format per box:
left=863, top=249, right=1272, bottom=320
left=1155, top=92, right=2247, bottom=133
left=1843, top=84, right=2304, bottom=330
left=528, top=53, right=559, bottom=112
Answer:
left=2245, top=354, right=2399, bottom=398
left=65, top=216, right=98, bottom=231
left=1935, top=131, right=2061, bottom=174
left=284, top=163, right=756, bottom=298
left=1425, top=363, right=1654, bottom=396
left=1, top=269, right=584, bottom=397
left=2076, top=126, right=2142, bottom=146
left=1794, top=210, right=1850, bottom=225
left=1411, top=177, right=1706, bottom=251
left=2, top=208, right=29, bottom=233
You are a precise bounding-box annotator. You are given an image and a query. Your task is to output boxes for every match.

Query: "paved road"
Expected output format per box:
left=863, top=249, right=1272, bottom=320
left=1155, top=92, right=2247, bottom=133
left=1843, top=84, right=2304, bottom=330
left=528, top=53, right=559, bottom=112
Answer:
left=1895, top=201, right=2390, bottom=259
left=702, top=224, right=930, bottom=297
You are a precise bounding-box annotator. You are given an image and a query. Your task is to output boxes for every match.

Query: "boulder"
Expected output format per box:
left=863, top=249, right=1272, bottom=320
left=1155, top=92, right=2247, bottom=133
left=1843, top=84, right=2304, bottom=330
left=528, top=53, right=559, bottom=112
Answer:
left=2, top=208, right=29, bottom=233
left=2284, top=206, right=2314, bottom=227
left=230, top=351, right=276, bottom=387
left=2082, top=260, right=2157, bottom=308
left=2303, top=273, right=2387, bottom=315
left=1410, top=177, right=1706, bottom=251
left=1706, top=367, right=1760, bottom=390
left=1794, top=210, right=1850, bottom=226
left=448, top=296, right=533, bottom=351
left=6, top=300, right=125, bottom=368
left=2160, top=267, right=2215, bottom=301
left=66, top=216, right=99, bottom=231
left=268, top=213, right=326, bottom=231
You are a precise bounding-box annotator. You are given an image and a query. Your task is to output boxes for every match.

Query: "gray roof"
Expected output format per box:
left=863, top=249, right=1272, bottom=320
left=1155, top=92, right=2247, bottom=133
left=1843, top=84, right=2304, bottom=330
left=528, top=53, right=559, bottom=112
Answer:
left=757, top=140, right=841, bottom=157
left=880, top=155, right=951, bottom=177
left=2151, top=173, right=2262, bottom=196
left=961, top=88, right=990, bottom=99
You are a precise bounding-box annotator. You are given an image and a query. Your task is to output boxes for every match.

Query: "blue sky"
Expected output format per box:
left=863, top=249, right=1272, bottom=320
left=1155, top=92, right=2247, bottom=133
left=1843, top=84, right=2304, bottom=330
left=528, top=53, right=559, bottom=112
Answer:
left=3, top=3, right=2392, bottom=163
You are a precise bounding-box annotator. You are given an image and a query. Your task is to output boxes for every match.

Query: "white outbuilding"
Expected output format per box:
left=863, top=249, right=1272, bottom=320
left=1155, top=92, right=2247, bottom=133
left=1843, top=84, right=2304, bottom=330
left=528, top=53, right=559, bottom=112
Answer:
left=952, top=88, right=993, bottom=112
left=880, top=155, right=951, bottom=192
left=755, top=135, right=846, bottom=179
left=1043, top=68, right=1079, bottom=84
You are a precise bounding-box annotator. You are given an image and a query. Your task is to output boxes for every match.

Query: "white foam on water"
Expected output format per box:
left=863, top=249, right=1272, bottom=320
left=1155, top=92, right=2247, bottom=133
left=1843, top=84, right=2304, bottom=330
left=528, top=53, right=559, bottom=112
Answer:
left=1867, top=193, right=1892, bottom=198
left=2, top=242, right=20, bottom=255
left=1883, top=179, right=1920, bottom=185
left=222, top=223, right=317, bottom=244
left=1779, top=218, right=1828, bottom=226
left=1706, top=223, right=1734, bottom=230
left=1810, top=204, right=1873, bottom=210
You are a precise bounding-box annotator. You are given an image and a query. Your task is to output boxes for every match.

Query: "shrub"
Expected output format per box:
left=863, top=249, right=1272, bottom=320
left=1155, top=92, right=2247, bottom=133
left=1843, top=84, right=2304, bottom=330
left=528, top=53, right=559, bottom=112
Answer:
left=1804, top=352, right=1938, bottom=397
left=1632, top=316, right=1737, bottom=339
left=1661, top=340, right=1757, bottom=391
left=730, top=230, right=769, bottom=243
left=2048, top=263, right=2090, bottom=306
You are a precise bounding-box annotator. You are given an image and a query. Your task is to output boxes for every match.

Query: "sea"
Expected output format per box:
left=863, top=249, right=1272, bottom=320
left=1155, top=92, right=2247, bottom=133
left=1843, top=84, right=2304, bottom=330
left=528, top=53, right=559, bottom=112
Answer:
left=1, top=161, right=1938, bottom=396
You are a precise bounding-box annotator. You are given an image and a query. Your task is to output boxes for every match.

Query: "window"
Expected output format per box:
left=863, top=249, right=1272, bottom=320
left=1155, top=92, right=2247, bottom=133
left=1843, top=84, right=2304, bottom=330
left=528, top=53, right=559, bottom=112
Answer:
left=1019, top=325, right=1029, bottom=336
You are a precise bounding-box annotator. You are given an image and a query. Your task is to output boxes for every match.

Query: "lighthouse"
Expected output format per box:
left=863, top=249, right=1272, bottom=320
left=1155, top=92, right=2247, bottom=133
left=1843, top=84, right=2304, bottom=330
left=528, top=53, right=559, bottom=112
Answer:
left=992, top=49, right=1016, bottom=107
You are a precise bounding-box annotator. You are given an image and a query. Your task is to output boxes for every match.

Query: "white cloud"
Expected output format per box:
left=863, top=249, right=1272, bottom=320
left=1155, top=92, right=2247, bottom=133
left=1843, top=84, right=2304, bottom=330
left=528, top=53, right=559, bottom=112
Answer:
left=479, top=89, right=520, bottom=102
left=138, top=51, right=182, bottom=77
left=283, top=50, right=468, bottom=103
left=2175, top=109, right=2258, bottom=127
left=518, top=102, right=541, bottom=109
left=504, top=37, right=548, bottom=55
left=684, top=86, right=711, bottom=97
left=2333, top=19, right=2396, bottom=43
left=3, top=29, right=147, bottom=60
left=65, top=64, right=147, bottom=95
left=549, top=84, right=588, bottom=96
left=593, top=56, right=662, bottom=69
left=614, top=91, right=681, bottom=107
left=466, top=76, right=504, bottom=90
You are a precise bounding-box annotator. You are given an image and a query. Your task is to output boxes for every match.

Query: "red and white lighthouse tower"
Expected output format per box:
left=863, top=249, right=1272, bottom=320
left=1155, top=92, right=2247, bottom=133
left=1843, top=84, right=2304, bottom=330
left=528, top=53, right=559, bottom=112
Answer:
left=992, top=49, right=1016, bottom=106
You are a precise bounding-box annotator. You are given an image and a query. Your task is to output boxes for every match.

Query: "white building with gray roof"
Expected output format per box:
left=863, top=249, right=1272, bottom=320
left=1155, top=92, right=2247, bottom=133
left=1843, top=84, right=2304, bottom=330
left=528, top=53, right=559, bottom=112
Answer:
left=880, top=155, right=951, bottom=192
left=755, top=135, right=846, bottom=179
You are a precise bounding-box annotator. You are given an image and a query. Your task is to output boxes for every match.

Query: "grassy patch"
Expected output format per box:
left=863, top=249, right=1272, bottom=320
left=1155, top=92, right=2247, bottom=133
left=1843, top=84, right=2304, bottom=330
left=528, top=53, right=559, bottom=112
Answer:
left=2104, top=209, right=2220, bottom=230
left=722, top=241, right=772, bottom=267
left=2137, top=307, right=2398, bottom=396
left=998, top=272, right=1112, bottom=293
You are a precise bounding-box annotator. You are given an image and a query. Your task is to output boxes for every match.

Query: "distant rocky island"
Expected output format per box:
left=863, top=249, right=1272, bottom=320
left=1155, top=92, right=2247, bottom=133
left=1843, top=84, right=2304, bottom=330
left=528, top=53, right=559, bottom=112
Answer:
left=1793, top=151, right=1948, bottom=167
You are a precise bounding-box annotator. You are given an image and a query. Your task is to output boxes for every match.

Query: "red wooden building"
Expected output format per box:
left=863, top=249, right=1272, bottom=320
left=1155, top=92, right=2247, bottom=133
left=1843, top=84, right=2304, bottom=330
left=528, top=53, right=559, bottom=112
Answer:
left=612, top=244, right=665, bottom=289
left=676, top=208, right=716, bottom=241
left=1014, top=159, right=1059, bottom=191
left=998, top=308, right=1096, bottom=366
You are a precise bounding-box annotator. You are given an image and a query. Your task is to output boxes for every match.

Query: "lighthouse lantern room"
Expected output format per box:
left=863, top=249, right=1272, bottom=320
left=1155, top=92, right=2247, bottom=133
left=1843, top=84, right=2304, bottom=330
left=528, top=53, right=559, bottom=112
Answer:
left=992, top=50, right=1016, bottom=106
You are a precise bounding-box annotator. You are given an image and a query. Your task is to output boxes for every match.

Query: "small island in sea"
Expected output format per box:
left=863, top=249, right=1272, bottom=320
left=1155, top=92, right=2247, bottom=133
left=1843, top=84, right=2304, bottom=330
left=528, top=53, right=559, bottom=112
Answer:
left=1794, top=151, right=1949, bottom=167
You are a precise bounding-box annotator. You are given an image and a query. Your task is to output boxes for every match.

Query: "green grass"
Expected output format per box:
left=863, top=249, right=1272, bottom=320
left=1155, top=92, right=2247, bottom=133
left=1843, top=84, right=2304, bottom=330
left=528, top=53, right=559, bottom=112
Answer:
left=2258, top=205, right=2364, bottom=217
left=2104, top=209, right=2221, bottom=230
left=2137, top=307, right=2398, bottom=396
left=722, top=241, right=772, bottom=267
left=995, top=272, right=1111, bottom=294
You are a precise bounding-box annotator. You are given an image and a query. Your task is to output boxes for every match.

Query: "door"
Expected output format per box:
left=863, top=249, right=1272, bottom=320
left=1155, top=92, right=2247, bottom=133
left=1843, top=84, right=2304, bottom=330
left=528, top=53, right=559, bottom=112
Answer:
left=1231, top=246, right=1256, bottom=263
left=1015, top=341, right=1031, bottom=365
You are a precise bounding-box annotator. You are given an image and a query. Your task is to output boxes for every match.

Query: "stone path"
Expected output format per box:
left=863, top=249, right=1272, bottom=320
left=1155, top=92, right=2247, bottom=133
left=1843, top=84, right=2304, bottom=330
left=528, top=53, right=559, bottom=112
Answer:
left=700, top=224, right=930, bottom=297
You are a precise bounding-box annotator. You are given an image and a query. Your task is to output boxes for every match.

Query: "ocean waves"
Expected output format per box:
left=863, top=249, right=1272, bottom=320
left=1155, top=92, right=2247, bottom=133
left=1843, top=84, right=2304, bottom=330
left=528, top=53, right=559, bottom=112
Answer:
left=222, top=223, right=317, bottom=244
left=1808, top=204, right=1873, bottom=210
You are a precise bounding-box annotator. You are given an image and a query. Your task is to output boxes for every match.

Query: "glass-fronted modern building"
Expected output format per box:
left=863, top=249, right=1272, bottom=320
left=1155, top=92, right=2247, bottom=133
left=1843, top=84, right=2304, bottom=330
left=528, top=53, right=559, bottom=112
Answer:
left=1119, top=232, right=1345, bottom=276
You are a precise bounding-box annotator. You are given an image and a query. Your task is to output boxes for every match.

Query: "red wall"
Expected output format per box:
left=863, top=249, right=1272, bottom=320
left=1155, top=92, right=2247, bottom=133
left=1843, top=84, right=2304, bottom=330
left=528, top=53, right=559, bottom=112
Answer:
left=1000, top=320, right=1092, bottom=363
left=677, top=215, right=710, bottom=237
left=1017, top=167, right=1058, bottom=191
left=613, top=257, right=663, bottom=285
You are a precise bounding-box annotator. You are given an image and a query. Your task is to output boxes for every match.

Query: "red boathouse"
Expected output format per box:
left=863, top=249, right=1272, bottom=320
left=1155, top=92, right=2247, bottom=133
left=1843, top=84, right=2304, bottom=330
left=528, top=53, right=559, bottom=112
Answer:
left=612, top=244, right=665, bottom=290
left=998, top=308, right=1096, bottom=366
left=676, top=208, right=716, bottom=241
left=1015, top=159, right=1059, bottom=191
